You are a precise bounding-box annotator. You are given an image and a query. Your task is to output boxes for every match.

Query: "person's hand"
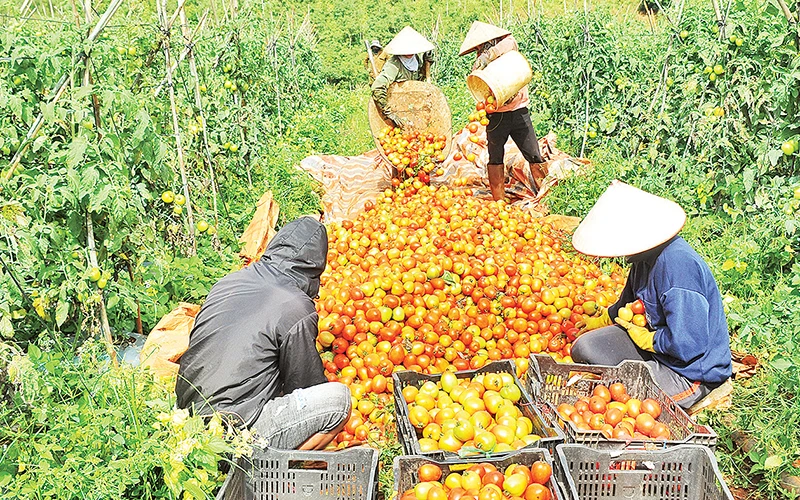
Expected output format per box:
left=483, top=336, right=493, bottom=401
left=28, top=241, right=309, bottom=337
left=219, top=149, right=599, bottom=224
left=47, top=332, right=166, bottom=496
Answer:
left=475, top=48, right=496, bottom=70
left=385, top=111, right=407, bottom=128
left=575, top=308, right=612, bottom=334
left=423, top=50, right=435, bottom=64
left=615, top=317, right=655, bottom=352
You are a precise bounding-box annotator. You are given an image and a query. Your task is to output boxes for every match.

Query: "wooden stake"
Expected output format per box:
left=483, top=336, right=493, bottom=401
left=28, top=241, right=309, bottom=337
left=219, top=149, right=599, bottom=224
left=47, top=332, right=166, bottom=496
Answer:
left=157, top=0, right=197, bottom=255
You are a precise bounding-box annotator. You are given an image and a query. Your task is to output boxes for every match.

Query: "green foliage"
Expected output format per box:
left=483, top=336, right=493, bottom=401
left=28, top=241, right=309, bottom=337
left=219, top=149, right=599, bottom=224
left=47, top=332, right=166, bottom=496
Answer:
left=0, top=340, right=251, bottom=499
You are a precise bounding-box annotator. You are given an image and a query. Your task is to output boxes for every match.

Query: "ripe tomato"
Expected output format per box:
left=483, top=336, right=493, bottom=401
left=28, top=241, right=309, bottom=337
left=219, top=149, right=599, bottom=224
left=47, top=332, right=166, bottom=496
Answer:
left=530, top=461, right=552, bottom=485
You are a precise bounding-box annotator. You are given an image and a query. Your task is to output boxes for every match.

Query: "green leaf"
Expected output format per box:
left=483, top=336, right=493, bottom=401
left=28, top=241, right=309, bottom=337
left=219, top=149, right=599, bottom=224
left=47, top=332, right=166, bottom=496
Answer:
left=65, top=136, right=88, bottom=169
left=764, top=455, right=782, bottom=469
left=55, top=300, right=69, bottom=327
left=771, top=357, right=792, bottom=370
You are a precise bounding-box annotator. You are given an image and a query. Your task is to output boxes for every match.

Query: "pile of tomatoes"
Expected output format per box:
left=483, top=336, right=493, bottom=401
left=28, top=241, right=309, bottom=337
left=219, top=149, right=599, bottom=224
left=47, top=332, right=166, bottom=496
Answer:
left=556, top=383, right=670, bottom=441
left=401, top=371, right=541, bottom=455
left=378, top=127, right=448, bottom=182
left=317, top=184, right=625, bottom=448
left=398, top=458, right=554, bottom=500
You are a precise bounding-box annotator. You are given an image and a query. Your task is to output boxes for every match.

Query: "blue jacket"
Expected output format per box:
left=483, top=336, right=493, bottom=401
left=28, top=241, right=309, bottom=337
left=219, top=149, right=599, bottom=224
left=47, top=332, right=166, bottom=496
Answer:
left=609, top=237, right=732, bottom=384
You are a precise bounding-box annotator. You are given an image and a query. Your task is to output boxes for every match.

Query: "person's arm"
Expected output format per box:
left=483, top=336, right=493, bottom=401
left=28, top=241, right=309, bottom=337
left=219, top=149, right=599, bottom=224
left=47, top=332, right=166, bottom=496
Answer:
left=371, top=60, right=400, bottom=111
left=279, top=312, right=327, bottom=394
left=474, top=36, right=518, bottom=69
left=653, top=288, right=709, bottom=362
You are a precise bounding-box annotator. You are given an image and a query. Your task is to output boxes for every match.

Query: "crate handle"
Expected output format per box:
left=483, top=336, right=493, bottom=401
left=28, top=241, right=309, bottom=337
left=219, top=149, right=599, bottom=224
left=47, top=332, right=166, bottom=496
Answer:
left=288, top=459, right=329, bottom=471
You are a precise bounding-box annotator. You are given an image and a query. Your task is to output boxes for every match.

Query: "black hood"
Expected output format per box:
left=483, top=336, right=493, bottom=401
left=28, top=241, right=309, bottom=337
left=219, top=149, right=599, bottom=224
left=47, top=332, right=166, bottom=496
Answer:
left=259, top=217, right=328, bottom=298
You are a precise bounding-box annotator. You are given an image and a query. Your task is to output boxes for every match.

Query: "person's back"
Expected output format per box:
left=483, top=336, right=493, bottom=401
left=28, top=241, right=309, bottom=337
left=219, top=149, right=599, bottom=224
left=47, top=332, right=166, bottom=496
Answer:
left=176, top=217, right=350, bottom=450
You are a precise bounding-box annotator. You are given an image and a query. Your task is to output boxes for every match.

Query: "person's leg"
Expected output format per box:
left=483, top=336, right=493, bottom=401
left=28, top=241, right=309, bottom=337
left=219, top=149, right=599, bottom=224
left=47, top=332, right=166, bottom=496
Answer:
left=251, top=382, right=351, bottom=450
left=486, top=113, right=511, bottom=201
left=644, top=360, right=718, bottom=410
left=571, top=325, right=651, bottom=366
left=508, top=109, right=546, bottom=190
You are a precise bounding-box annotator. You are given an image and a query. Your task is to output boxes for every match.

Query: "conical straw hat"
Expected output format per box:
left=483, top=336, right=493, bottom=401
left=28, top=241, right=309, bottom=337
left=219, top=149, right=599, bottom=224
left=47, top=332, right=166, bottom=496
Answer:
left=383, top=27, right=435, bottom=56
left=572, top=180, right=687, bottom=258
left=459, top=21, right=511, bottom=56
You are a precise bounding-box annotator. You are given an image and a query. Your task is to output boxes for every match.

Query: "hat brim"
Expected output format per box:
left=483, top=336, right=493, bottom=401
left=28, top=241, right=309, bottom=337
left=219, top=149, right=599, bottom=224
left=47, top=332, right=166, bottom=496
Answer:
left=384, top=27, right=435, bottom=55
left=459, top=21, right=511, bottom=56
left=571, top=180, right=687, bottom=257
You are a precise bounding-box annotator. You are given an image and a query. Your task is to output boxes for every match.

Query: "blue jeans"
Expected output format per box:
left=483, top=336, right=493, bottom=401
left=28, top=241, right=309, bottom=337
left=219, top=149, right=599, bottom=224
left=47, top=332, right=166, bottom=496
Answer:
left=251, top=382, right=351, bottom=449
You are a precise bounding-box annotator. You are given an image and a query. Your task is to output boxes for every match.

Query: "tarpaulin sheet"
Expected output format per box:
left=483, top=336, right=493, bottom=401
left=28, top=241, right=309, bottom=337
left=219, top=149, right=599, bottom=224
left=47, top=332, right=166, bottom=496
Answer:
left=299, top=126, right=590, bottom=223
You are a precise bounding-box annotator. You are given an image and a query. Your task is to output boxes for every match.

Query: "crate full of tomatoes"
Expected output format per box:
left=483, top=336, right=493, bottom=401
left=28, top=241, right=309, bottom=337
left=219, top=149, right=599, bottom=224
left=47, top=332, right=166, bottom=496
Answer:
left=555, top=444, right=734, bottom=500
left=525, top=355, right=716, bottom=450
left=394, top=448, right=564, bottom=500
left=393, top=360, right=565, bottom=461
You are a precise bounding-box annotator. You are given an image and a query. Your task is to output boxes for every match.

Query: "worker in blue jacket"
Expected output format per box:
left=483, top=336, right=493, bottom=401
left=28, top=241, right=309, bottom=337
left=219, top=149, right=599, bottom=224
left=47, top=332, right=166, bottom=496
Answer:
left=570, top=181, right=732, bottom=409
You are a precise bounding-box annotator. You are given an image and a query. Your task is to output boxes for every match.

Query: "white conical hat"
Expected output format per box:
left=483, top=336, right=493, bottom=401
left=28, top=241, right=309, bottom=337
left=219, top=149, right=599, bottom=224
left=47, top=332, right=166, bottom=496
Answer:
left=572, top=180, right=687, bottom=258
left=459, top=21, right=511, bottom=56
left=383, top=27, right=435, bottom=56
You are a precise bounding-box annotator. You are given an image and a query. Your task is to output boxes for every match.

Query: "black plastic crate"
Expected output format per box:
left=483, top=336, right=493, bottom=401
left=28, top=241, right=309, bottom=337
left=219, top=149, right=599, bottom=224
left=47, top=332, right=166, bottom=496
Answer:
left=395, top=448, right=566, bottom=500
left=555, top=444, right=734, bottom=500
left=393, top=360, right=565, bottom=461
left=220, top=445, right=379, bottom=500
left=525, top=355, right=717, bottom=450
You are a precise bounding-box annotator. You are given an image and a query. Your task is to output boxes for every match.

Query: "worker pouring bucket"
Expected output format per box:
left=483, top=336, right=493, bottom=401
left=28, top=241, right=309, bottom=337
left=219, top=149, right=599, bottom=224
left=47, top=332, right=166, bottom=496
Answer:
left=466, top=50, right=532, bottom=105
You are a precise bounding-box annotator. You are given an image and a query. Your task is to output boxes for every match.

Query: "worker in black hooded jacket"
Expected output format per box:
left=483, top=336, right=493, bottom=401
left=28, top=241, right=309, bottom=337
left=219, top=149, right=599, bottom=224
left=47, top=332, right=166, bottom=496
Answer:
left=176, top=216, right=351, bottom=450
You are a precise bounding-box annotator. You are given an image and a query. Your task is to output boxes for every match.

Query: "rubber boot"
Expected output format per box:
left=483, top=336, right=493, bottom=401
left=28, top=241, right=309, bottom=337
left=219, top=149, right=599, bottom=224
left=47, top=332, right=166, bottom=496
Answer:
left=487, top=163, right=505, bottom=201
left=529, top=162, right=547, bottom=191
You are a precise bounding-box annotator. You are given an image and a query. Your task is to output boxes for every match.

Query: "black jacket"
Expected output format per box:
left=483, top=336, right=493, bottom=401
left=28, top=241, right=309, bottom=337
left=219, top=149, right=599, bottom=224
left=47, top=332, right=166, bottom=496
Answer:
left=176, top=217, right=328, bottom=426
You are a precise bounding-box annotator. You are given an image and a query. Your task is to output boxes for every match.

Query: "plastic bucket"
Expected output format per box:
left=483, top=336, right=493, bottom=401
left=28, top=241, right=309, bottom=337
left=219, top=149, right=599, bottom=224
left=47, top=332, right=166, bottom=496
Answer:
left=466, top=50, right=532, bottom=104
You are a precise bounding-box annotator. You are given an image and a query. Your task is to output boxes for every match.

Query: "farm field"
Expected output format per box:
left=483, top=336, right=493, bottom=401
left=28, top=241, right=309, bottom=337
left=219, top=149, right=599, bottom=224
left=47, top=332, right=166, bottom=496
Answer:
left=1, top=0, right=800, bottom=498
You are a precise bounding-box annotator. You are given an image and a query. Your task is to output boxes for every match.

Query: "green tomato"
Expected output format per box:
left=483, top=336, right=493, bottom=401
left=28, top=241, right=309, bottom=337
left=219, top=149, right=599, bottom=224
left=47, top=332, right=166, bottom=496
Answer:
left=173, top=205, right=183, bottom=215
left=207, top=225, right=217, bottom=235
left=127, top=47, right=137, bottom=56
left=229, top=144, right=239, bottom=153
left=174, top=194, right=186, bottom=206
left=679, top=30, right=689, bottom=39
left=197, top=220, right=209, bottom=232
left=88, top=267, right=101, bottom=282
left=782, top=141, right=796, bottom=156
left=161, top=190, right=175, bottom=203
left=199, top=84, right=207, bottom=93
left=735, top=37, right=743, bottom=46
left=82, top=120, right=94, bottom=130
left=13, top=76, right=22, bottom=85
left=223, top=80, right=233, bottom=89
left=116, top=47, right=127, bottom=55
left=713, top=64, right=724, bottom=75
left=709, top=73, right=717, bottom=82
left=793, top=186, right=800, bottom=200
left=587, top=130, right=597, bottom=138
left=97, top=277, right=108, bottom=289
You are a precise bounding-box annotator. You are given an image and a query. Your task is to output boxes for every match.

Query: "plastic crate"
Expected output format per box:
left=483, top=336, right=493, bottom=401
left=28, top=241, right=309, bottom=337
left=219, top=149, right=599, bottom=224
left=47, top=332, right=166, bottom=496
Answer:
left=220, top=445, right=379, bottom=500
left=525, top=355, right=717, bottom=450
left=394, top=448, right=566, bottom=500
left=555, top=444, right=734, bottom=500
left=393, top=360, right=565, bottom=461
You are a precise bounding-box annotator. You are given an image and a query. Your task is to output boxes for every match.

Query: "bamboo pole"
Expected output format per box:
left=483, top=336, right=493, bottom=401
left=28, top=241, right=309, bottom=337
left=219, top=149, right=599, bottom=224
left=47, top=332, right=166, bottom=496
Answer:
left=78, top=0, right=116, bottom=366
left=153, top=11, right=208, bottom=97
left=86, top=213, right=117, bottom=366
left=179, top=7, right=221, bottom=226
left=710, top=0, right=726, bottom=40
left=157, top=0, right=197, bottom=255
